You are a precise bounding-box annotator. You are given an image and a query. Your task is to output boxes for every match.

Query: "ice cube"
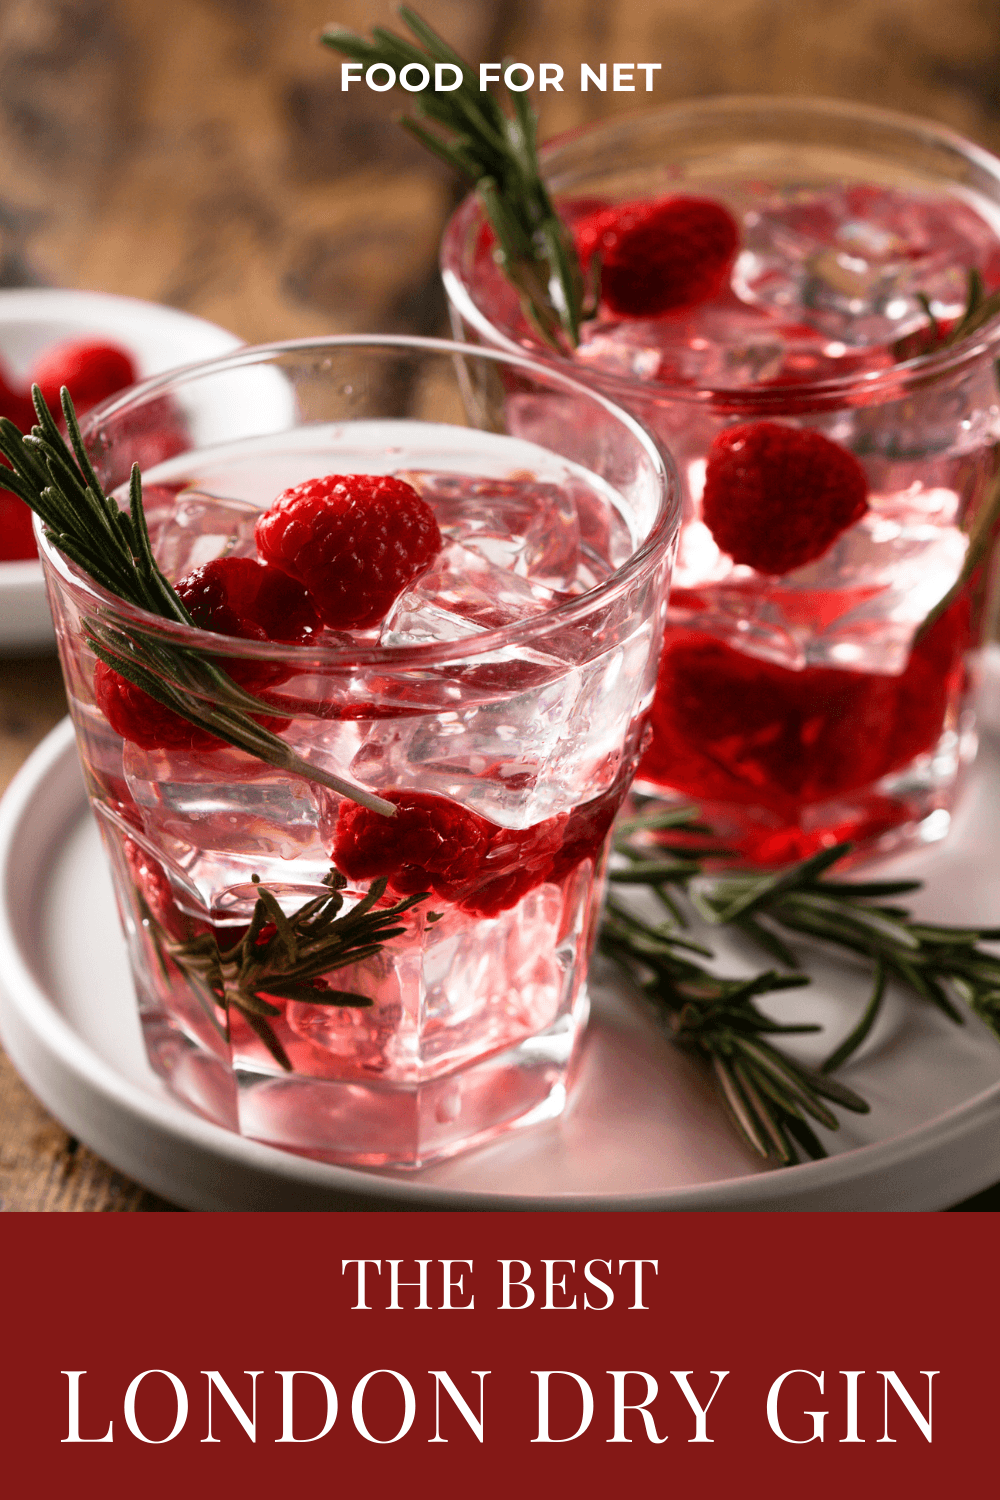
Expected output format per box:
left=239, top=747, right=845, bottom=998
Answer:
left=145, top=487, right=261, bottom=582
left=669, top=492, right=968, bottom=674
left=578, top=297, right=790, bottom=389
left=399, top=469, right=585, bottom=591
left=732, top=184, right=998, bottom=346
left=379, top=541, right=571, bottom=646
left=123, top=740, right=328, bottom=899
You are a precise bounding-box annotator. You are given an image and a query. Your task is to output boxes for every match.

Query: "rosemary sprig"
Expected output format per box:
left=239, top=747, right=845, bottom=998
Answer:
left=141, top=866, right=428, bottom=1070
left=322, top=7, right=593, bottom=350
left=0, top=387, right=394, bottom=817
left=603, top=808, right=1000, bottom=1164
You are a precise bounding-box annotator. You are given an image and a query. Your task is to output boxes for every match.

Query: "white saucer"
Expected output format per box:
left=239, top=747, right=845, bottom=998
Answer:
left=3, top=677, right=1000, bottom=1211
left=0, top=289, right=241, bottom=652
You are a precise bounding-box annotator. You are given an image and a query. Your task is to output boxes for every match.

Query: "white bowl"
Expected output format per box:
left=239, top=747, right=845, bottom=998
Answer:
left=0, top=288, right=242, bottom=652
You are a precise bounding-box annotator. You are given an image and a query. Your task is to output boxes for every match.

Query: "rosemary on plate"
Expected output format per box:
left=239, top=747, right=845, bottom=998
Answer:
left=322, top=7, right=594, bottom=351
left=0, top=387, right=394, bottom=816
left=140, top=866, right=428, bottom=1070
left=603, top=806, right=1000, bottom=1164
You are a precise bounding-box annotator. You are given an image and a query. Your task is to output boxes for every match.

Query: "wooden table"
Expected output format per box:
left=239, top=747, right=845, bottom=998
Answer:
left=1, top=0, right=998, bottom=1211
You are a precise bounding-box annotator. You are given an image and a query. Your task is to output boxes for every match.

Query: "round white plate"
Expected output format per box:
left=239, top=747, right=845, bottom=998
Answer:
left=3, top=680, right=1000, bottom=1212
left=0, top=289, right=241, bottom=651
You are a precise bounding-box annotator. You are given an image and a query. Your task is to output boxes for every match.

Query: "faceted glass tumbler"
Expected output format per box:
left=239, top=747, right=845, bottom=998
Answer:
left=39, top=336, right=678, bottom=1167
left=442, top=97, right=1000, bottom=866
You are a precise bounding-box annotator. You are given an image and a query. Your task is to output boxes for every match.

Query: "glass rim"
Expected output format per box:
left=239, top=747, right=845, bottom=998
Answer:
left=38, top=333, right=679, bottom=669
left=440, top=93, right=1000, bottom=406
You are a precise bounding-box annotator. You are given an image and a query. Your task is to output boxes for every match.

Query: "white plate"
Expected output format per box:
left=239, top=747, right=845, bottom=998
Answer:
left=0, top=289, right=241, bottom=651
left=2, top=662, right=1000, bottom=1211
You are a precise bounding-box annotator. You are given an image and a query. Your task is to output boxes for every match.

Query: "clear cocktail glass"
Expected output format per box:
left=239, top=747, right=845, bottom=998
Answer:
left=442, top=97, right=1000, bottom=865
left=38, top=336, right=678, bottom=1166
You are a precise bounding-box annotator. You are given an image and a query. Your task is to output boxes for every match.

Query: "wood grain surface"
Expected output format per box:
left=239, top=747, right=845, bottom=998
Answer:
left=0, top=0, right=998, bottom=1211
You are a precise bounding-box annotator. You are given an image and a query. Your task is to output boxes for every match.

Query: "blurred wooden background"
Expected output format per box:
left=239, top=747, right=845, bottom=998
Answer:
left=0, top=0, right=998, bottom=1210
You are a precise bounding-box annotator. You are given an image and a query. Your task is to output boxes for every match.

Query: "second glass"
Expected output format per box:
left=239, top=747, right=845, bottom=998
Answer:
left=442, top=97, right=1000, bottom=864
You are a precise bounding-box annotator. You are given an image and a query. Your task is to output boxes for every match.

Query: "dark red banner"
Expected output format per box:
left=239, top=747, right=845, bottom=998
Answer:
left=1, top=1213, right=994, bottom=1497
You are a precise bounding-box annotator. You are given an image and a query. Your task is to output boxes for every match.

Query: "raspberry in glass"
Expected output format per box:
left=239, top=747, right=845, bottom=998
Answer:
left=255, top=473, right=442, bottom=629
left=701, top=421, right=869, bottom=575
left=573, top=195, right=740, bottom=318
left=94, top=659, right=225, bottom=752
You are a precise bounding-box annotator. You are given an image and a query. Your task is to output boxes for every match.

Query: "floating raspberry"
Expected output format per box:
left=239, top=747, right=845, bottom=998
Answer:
left=573, top=196, right=740, bottom=319
left=175, top=556, right=322, bottom=690
left=176, top=557, right=321, bottom=642
left=333, top=790, right=493, bottom=905
left=94, top=659, right=225, bottom=752
left=31, top=338, right=136, bottom=415
left=94, top=653, right=290, bottom=753
left=701, top=422, right=869, bottom=575
left=639, top=608, right=968, bottom=820
left=332, top=781, right=625, bottom=919
left=255, top=474, right=442, bottom=630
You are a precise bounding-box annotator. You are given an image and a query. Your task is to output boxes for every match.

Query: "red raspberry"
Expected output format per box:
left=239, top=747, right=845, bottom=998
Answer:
left=333, top=790, right=494, bottom=903
left=0, top=365, right=40, bottom=555
left=175, top=556, right=322, bottom=690
left=0, top=363, right=35, bottom=430
left=638, top=607, right=968, bottom=820
left=94, top=660, right=225, bottom=752
left=574, top=196, right=740, bottom=319
left=701, top=422, right=869, bottom=575
left=332, top=782, right=625, bottom=919
left=123, top=837, right=192, bottom=942
left=176, top=557, right=321, bottom=643
left=0, top=490, right=39, bottom=560
left=31, top=339, right=136, bottom=415
left=255, top=474, right=442, bottom=630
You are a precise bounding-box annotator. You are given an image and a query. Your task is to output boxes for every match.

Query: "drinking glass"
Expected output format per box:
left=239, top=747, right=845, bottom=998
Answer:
left=38, top=336, right=677, bottom=1166
left=442, top=98, right=1000, bottom=864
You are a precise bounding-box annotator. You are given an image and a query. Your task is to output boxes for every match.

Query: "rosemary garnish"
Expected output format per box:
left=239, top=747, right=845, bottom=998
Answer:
left=0, top=387, right=394, bottom=817
left=322, top=7, right=593, bottom=351
left=140, top=867, right=428, bottom=1070
left=602, top=807, right=1000, bottom=1164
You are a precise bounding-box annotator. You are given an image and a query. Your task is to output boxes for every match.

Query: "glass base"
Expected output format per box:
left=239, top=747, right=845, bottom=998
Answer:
left=140, top=991, right=587, bottom=1169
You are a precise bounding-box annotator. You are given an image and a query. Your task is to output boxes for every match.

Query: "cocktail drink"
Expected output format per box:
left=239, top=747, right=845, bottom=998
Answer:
left=37, top=338, right=676, bottom=1166
left=442, top=98, right=1000, bottom=864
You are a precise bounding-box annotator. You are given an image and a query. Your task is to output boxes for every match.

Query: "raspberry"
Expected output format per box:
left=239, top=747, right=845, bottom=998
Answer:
left=333, top=790, right=494, bottom=904
left=701, top=422, right=869, bottom=575
left=94, top=659, right=224, bottom=752
left=0, top=365, right=40, bottom=556
left=332, top=782, right=625, bottom=919
left=0, top=490, right=39, bottom=560
left=639, top=608, right=968, bottom=819
left=255, top=474, right=442, bottom=630
left=174, top=556, right=322, bottom=690
left=123, top=837, right=192, bottom=942
left=573, top=196, right=740, bottom=319
left=96, top=558, right=319, bottom=749
left=30, top=339, right=136, bottom=415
